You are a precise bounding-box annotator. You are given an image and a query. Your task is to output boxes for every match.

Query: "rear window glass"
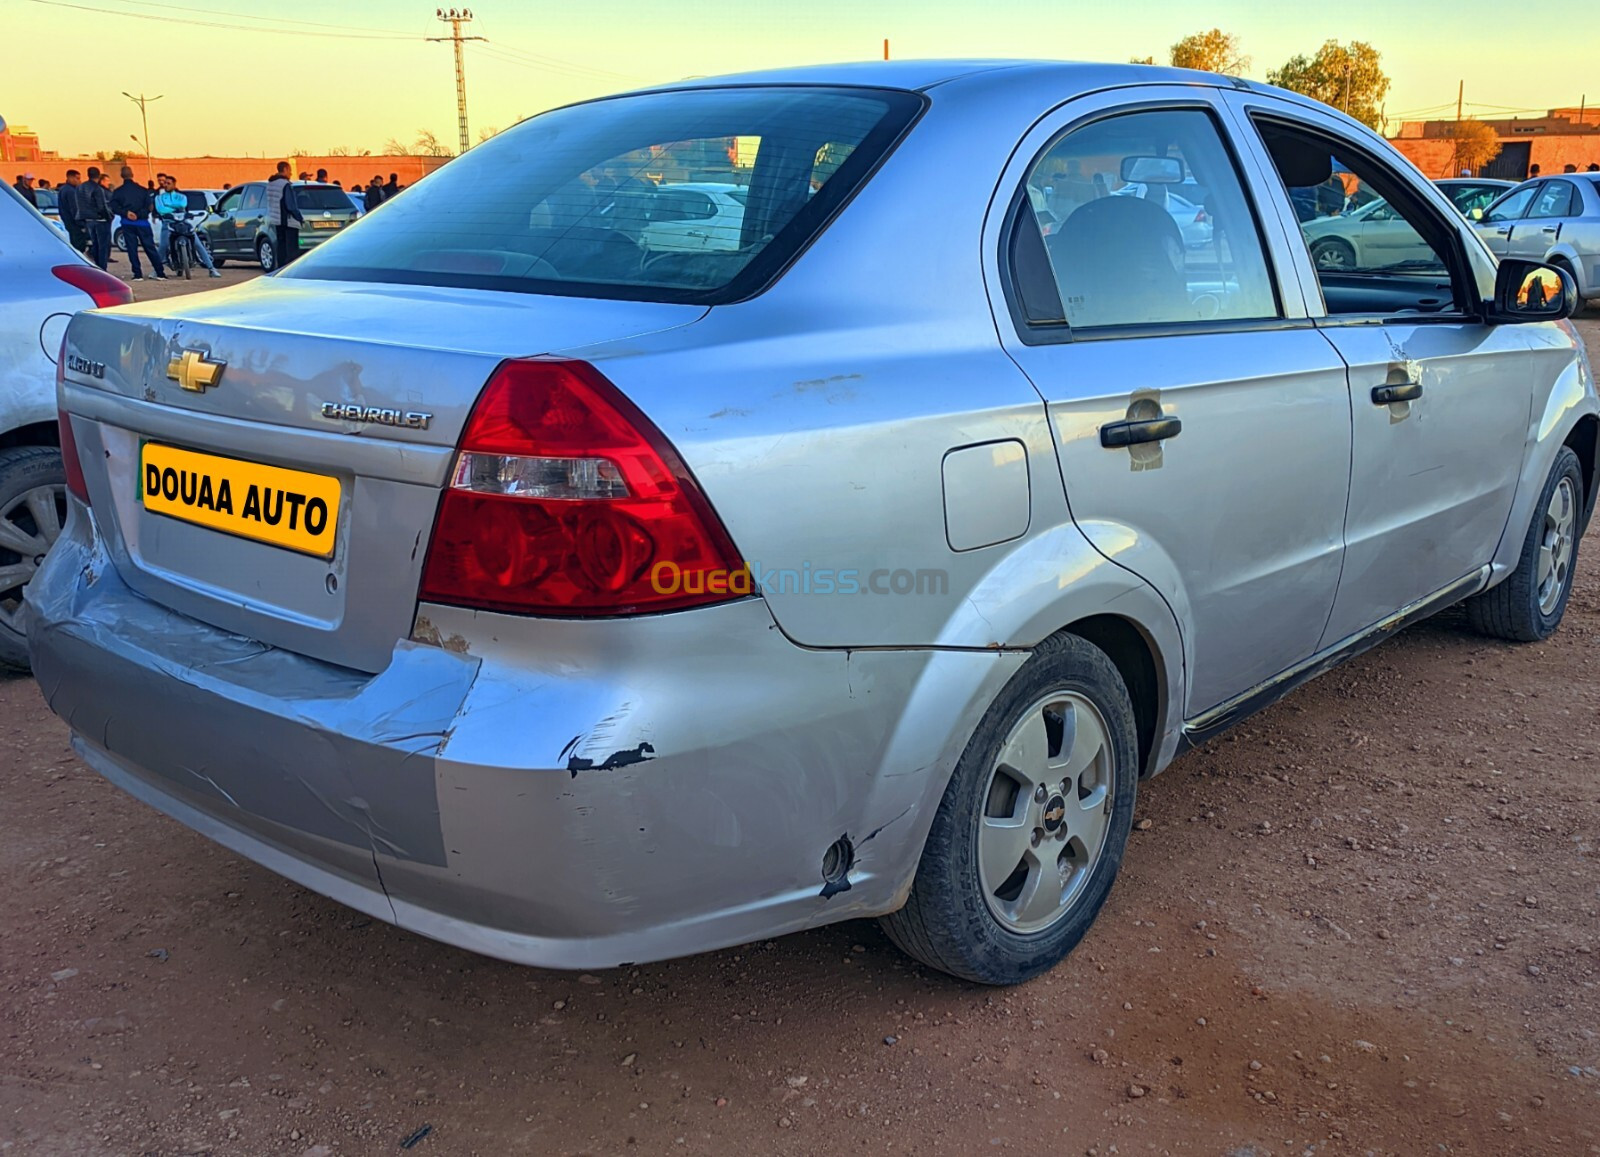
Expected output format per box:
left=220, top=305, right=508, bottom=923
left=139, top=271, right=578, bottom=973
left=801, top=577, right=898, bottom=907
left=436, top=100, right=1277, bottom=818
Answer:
left=185, top=191, right=208, bottom=210
left=281, top=85, right=923, bottom=304
left=35, top=188, right=58, bottom=211
left=296, top=185, right=353, bottom=211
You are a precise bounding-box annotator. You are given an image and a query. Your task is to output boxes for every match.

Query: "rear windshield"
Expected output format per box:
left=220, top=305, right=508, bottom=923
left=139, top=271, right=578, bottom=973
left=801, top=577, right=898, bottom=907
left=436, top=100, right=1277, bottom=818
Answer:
left=296, top=185, right=354, bottom=211
left=184, top=191, right=208, bottom=210
left=35, top=188, right=58, bottom=210
left=281, top=85, right=923, bottom=303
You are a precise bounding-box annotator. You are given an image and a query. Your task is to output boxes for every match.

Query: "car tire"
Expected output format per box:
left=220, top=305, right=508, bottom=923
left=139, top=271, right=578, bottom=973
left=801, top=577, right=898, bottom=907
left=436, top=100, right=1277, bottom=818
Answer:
left=211, top=255, right=227, bottom=268
left=1310, top=238, right=1356, bottom=271
left=1466, top=445, right=1585, bottom=642
left=257, top=236, right=276, bottom=272
left=879, top=632, right=1138, bottom=985
left=0, top=446, right=68, bottom=673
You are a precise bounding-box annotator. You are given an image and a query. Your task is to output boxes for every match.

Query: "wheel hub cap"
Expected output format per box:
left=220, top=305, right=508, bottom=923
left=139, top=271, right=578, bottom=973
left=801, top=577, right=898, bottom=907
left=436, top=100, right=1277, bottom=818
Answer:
left=0, top=482, right=67, bottom=634
left=1536, top=477, right=1576, bottom=616
left=978, top=691, right=1115, bottom=934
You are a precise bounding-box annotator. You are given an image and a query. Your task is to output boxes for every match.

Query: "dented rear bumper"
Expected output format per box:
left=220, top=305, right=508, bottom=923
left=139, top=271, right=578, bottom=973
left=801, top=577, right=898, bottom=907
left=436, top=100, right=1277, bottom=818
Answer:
left=26, top=507, right=1024, bottom=969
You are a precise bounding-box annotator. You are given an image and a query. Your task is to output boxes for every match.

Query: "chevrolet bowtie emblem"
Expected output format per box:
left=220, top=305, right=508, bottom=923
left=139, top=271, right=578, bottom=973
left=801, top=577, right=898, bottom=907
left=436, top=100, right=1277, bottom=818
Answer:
left=166, top=349, right=225, bottom=393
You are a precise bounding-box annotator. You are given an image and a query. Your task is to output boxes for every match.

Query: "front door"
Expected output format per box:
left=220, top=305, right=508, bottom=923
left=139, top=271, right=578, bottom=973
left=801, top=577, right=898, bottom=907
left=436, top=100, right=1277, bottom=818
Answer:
left=987, top=92, right=1354, bottom=715
left=1477, top=183, right=1538, bottom=257
left=207, top=187, right=242, bottom=255
left=1228, top=97, right=1540, bottom=645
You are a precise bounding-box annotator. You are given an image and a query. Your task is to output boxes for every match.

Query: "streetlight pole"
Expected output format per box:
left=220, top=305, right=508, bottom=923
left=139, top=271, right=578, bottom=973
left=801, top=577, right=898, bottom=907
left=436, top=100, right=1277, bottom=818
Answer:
left=122, top=91, right=162, bottom=183
left=429, top=9, right=484, bottom=155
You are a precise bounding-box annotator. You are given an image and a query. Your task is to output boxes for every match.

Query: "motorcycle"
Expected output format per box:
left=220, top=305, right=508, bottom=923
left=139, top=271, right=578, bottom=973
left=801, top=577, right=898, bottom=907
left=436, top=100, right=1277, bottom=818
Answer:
left=162, top=215, right=203, bottom=280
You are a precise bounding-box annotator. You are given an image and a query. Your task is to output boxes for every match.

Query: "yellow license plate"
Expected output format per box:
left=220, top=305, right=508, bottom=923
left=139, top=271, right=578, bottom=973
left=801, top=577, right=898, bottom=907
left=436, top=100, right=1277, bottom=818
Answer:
left=311, top=220, right=341, bottom=230
left=140, top=442, right=341, bottom=558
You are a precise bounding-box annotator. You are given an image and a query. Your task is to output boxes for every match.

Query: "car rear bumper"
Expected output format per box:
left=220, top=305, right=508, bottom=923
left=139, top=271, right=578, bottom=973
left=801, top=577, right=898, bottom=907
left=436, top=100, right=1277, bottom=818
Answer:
left=27, top=507, right=1024, bottom=969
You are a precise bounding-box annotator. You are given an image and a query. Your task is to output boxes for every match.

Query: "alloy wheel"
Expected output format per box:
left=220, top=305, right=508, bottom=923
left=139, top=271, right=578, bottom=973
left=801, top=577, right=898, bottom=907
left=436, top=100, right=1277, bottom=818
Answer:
left=0, top=483, right=66, bottom=635
left=1537, top=476, right=1576, bottom=616
left=977, top=690, right=1115, bottom=934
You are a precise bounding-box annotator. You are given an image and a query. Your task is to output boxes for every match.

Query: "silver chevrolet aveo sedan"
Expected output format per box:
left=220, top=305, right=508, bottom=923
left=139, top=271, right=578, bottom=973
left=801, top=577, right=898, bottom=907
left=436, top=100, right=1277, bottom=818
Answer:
left=30, top=62, right=1597, bottom=985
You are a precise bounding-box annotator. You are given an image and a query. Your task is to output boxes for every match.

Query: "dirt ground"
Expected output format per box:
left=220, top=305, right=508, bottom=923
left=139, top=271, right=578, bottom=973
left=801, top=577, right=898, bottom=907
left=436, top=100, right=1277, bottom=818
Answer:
left=2, top=275, right=1598, bottom=1155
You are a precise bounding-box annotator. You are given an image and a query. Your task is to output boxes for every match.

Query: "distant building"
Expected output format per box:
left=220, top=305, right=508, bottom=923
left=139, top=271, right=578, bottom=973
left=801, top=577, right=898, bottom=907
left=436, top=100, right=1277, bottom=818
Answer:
left=1390, top=107, right=1600, bottom=179
left=0, top=117, right=55, bottom=165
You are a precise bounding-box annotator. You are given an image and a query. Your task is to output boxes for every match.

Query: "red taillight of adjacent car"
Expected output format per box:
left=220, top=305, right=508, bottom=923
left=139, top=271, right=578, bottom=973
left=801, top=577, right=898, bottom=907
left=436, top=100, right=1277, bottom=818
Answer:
left=419, top=358, right=745, bottom=616
left=59, top=408, right=90, bottom=504
left=51, top=264, right=134, bottom=308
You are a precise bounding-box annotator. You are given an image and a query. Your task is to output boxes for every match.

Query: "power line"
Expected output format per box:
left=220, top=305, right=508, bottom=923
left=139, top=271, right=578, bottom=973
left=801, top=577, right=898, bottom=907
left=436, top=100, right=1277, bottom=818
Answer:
left=24, top=0, right=419, bottom=38
left=99, top=0, right=418, bottom=36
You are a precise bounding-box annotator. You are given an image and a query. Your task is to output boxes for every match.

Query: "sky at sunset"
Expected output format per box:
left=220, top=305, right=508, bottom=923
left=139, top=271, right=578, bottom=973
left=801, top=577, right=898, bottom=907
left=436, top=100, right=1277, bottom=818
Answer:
left=6, top=0, right=1599, bottom=158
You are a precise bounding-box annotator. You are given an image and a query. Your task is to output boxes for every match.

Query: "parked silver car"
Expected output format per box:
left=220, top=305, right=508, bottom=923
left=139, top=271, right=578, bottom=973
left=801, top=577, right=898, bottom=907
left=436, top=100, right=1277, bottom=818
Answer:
left=1473, top=174, right=1600, bottom=307
left=0, top=182, right=131, bottom=669
left=29, top=62, right=1597, bottom=985
left=1435, top=177, right=1515, bottom=219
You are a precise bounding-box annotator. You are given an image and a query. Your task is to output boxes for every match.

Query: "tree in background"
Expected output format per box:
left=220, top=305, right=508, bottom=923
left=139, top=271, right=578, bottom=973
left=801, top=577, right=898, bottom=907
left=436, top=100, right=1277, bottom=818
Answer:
left=1446, top=119, right=1502, bottom=176
left=1170, top=29, right=1249, bottom=75
left=1268, top=40, right=1391, bottom=131
left=476, top=126, right=500, bottom=145
left=382, top=138, right=409, bottom=156
left=412, top=129, right=452, bottom=157
left=1129, top=55, right=1155, bottom=65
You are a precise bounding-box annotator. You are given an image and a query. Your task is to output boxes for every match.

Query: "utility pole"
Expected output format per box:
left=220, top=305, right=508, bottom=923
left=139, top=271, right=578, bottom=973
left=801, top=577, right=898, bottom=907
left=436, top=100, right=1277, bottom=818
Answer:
left=122, top=91, right=162, bottom=183
left=883, top=38, right=889, bottom=61
left=1342, top=59, right=1352, bottom=113
left=429, top=9, right=484, bottom=156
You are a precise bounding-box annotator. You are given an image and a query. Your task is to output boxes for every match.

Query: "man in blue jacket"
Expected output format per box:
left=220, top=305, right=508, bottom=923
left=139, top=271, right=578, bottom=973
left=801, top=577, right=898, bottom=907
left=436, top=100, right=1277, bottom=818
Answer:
left=108, top=166, right=166, bottom=280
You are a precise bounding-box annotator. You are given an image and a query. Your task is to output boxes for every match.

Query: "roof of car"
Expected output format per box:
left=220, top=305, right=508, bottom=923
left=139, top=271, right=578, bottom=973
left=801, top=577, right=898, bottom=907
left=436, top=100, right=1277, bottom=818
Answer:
left=642, top=58, right=1256, bottom=95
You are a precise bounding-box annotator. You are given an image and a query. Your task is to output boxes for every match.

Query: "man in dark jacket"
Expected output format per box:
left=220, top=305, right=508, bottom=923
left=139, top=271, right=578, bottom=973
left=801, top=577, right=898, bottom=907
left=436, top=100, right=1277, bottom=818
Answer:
left=109, top=165, right=166, bottom=280
left=263, top=161, right=304, bottom=270
left=365, top=175, right=386, bottom=208
left=57, top=170, right=88, bottom=253
left=81, top=167, right=114, bottom=269
left=12, top=172, right=37, bottom=206
left=384, top=172, right=401, bottom=200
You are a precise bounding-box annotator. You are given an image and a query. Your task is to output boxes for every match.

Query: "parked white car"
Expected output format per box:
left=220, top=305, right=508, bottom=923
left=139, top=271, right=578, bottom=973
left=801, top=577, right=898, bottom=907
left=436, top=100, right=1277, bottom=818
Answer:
left=638, top=181, right=748, bottom=252
left=0, top=182, right=131, bottom=668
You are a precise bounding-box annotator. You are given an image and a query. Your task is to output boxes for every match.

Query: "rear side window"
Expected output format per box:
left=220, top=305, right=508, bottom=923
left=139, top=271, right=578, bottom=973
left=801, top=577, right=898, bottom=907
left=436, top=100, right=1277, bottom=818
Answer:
left=1485, top=185, right=1535, bottom=223
left=240, top=185, right=265, bottom=211
left=280, top=85, right=922, bottom=303
left=1529, top=180, right=1578, bottom=219
left=1010, top=107, right=1279, bottom=330
left=184, top=191, right=209, bottom=211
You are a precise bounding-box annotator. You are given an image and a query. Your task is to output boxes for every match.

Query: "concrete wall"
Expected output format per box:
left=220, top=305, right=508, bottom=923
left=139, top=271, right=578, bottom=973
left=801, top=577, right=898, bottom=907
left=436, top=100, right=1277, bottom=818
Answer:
left=19, top=154, right=450, bottom=190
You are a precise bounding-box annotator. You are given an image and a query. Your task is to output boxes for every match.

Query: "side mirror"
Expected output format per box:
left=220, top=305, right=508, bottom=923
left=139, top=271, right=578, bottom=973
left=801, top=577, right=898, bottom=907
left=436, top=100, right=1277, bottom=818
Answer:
left=1489, top=259, right=1579, bottom=323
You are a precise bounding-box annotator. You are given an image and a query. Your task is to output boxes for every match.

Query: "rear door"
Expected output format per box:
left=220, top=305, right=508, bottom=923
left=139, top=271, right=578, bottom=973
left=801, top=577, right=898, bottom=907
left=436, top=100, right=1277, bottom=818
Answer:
left=235, top=183, right=266, bottom=255
left=1509, top=178, right=1580, bottom=261
left=987, top=88, right=1354, bottom=716
left=1226, top=94, right=1544, bottom=644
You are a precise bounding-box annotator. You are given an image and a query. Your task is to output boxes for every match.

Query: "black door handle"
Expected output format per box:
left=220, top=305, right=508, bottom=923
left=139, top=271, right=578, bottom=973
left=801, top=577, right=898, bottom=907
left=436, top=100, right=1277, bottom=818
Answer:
left=1372, top=382, right=1422, bottom=404
left=1100, top=417, right=1182, bottom=448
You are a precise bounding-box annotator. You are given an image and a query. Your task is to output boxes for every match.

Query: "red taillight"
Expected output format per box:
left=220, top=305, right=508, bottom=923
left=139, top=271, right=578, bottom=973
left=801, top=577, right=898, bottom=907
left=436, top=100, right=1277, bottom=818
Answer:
left=52, top=264, right=134, bottom=309
left=1194, top=209, right=1208, bottom=224
left=59, top=409, right=90, bottom=504
left=419, top=358, right=745, bottom=616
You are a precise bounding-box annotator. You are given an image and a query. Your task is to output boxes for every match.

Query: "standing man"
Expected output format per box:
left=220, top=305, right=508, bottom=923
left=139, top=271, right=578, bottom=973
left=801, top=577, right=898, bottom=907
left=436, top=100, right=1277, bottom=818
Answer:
left=12, top=172, right=37, bottom=205
left=384, top=172, right=401, bottom=200
left=262, top=161, right=304, bottom=270
left=81, top=167, right=114, bottom=269
left=314, top=168, right=328, bottom=184
left=109, top=165, right=165, bottom=280
left=366, top=175, right=386, bottom=207
left=58, top=170, right=89, bottom=253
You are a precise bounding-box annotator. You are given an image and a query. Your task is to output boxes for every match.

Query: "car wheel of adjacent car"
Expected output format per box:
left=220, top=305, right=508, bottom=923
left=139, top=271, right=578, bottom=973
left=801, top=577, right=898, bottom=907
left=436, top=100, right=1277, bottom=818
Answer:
left=879, top=632, right=1138, bottom=985
left=1310, top=238, right=1356, bottom=271
left=1466, top=446, right=1584, bottom=642
left=0, top=446, right=68, bottom=672
left=257, top=237, right=276, bottom=272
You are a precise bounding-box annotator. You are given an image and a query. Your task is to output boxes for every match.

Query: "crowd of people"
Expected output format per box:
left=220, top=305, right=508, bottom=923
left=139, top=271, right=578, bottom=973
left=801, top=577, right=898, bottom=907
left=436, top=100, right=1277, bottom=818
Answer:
left=10, top=164, right=406, bottom=280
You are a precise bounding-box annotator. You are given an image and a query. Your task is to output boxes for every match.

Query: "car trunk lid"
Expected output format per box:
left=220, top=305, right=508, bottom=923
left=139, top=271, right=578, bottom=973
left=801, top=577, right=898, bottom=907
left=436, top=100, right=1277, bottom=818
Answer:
left=59, top=278, right=707, bottom=672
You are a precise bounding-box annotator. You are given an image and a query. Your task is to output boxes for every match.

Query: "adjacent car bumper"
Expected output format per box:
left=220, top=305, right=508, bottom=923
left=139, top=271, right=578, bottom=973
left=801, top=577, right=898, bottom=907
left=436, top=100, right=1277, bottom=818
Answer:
left=26, top=507, right=1024, bottom=968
